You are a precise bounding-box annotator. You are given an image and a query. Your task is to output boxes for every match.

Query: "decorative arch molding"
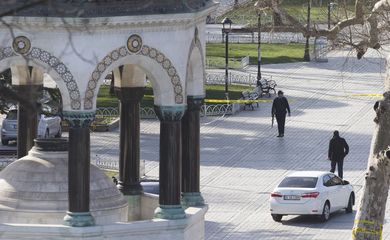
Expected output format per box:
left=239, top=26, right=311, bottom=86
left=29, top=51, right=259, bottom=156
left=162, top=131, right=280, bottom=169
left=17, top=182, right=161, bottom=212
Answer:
left=0, top=45, right=81, bottom=110
left=185, top=30, right=206, bottom=96
left=84, top=37, right=184, bottom=110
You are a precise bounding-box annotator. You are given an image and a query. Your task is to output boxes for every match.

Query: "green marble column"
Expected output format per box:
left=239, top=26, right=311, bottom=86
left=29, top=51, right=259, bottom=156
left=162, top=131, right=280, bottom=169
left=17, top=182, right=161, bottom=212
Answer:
left=63, top=111, right=95, bottom=227
left=115, top=87, right=144, bottom=195
left=154, top=105, right=187, bottom=220
left=15, top=85, right=42, bottom=158
left=181, top=96, right=205, bottom=208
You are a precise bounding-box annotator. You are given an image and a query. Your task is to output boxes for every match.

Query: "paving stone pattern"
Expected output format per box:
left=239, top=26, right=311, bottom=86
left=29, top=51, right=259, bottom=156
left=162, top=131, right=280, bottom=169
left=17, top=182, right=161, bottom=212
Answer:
left=90, top=49, right=389, bottom=239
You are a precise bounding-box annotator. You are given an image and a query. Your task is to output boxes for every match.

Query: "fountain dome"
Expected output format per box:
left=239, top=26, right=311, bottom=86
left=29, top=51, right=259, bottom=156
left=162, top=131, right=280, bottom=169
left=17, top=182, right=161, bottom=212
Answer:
left=0, top=138, right=128, bottom=225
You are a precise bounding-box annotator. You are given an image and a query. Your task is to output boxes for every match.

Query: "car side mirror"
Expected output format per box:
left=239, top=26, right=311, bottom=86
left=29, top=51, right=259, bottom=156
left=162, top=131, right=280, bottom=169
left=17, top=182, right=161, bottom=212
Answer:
left=343, top=180, right=350, bottom=185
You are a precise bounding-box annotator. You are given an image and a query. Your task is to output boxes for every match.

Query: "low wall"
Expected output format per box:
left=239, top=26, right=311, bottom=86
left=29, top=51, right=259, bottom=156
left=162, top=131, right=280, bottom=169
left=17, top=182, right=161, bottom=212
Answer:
left=0, top=206, right=208, bottom=240
left=140, top=193, right=159, bottom=220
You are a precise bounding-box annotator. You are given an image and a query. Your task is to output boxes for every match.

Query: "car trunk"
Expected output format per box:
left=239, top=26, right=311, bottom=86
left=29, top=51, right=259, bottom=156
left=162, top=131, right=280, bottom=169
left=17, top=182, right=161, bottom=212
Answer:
left=272, top=188, right=318, bottom=204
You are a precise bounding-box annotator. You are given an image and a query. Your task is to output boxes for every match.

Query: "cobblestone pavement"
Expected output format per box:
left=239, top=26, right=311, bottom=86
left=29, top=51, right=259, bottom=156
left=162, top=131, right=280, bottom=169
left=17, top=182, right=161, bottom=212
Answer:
left=90, top=49, right=388, bottom=239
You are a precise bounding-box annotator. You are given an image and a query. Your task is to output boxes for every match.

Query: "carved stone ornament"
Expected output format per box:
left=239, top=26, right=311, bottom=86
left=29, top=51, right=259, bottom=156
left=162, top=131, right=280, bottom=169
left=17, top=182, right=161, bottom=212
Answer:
left=127, top=34, right=143, bottom=54
left=12, top=36, right=31, bottom=55
left=63, top=111, right=96, bottom=128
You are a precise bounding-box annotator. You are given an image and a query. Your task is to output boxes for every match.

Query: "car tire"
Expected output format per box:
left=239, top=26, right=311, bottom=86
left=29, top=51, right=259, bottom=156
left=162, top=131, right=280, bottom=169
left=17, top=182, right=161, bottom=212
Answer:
left=55, top=128, right=62, bottom=138
left=1, top=139, right=8, bottom=145
left=320, top=201, right=331, bottom=222
left=271, top=214, right=283, bottom=222
left=346, top=193, right=354, bottom=213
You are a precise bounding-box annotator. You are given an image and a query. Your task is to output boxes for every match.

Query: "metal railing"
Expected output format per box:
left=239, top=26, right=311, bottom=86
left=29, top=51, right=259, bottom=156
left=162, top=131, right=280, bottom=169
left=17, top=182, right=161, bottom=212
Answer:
left=94, top=160, right=119, bottom=171
left=201, top=103, right=233, bottom=116
left=206, top=71, right=258, bottom=86
left=0, top=158, right=16, bottom=169
left=206, top=32, right=312, bottom=44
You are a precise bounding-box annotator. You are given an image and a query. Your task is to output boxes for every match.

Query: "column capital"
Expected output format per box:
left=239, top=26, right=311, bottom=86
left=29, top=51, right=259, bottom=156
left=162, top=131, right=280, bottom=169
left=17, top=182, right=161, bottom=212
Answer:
left=187, top=95, right=204, bottom=111
left=63, top=111, right=95, bottom=128
left=114, top=87, right=144, bottom=102
left=154, top=105, right=187, bottom=122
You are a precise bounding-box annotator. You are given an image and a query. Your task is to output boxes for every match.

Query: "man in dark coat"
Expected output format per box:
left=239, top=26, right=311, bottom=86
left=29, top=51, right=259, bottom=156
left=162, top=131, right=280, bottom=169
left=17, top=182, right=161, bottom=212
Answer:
left=328, top=130, right=349, bottom=179
left=272, top=90, right=291, bottom=137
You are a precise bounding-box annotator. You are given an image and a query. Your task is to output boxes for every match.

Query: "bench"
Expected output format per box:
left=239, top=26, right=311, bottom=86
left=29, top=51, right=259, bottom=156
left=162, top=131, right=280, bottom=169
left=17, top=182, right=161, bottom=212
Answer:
left=256, top=78, right=277, bottom=97
left=241, top=91, right=259, bottom=110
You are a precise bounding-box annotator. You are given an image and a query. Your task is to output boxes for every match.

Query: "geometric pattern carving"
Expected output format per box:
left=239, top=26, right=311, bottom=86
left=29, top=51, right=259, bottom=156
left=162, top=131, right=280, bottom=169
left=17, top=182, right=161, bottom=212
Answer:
left=0, top=45, right=81, bottom=110
left=63, top=110, right=96, bottom=128
left=0, top=47, right=17, bottom=60
left=26, top=47, right=81, bottom=110
left=127, top=34, right=142, bottom=54
left=84, top=38, right=184, bottom=109
left=12, top=36, right=31, bottom=55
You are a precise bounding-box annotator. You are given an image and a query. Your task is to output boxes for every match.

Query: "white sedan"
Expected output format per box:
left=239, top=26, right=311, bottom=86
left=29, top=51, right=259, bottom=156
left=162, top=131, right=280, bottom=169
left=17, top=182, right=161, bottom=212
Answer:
left=1, top=110, right=62, bottom=145
left=270, top=171, right=354, bottom=222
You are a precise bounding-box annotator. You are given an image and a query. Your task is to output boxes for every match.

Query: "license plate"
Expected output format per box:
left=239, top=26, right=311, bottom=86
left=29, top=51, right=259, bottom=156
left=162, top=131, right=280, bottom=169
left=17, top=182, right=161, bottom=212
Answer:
left=284, top=195, right=300, bottom=200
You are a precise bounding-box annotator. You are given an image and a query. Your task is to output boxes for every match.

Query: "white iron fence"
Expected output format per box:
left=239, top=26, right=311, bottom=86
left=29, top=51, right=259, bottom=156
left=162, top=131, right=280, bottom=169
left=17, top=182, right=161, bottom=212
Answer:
left=206, top=71, right=258, bottom=86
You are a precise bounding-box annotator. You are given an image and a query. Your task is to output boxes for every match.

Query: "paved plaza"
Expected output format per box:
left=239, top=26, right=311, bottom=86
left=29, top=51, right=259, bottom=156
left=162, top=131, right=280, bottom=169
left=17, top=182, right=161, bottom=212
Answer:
left=87, top=48, right=390, bottom=239
left=1, top=49, right=387, bottom=239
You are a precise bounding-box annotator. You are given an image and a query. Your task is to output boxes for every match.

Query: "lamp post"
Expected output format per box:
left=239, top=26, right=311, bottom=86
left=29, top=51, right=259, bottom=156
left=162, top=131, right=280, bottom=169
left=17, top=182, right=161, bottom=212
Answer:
left=221, top=17, right=232, bottom=100
left=257, top=10, right=262, bottom=82
left=303, top=0, right=311, bottom=62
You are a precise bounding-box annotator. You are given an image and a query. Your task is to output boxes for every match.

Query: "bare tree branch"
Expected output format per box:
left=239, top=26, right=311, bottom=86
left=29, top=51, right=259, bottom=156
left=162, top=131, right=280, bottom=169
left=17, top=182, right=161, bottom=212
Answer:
left=255, top=0, right=390, bottom=58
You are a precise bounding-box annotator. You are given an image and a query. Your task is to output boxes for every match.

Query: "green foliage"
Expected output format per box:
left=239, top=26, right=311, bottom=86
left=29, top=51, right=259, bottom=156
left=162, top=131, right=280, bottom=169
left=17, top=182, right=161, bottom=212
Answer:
left=205, top=84, right=253, bottom=100
left=96, top=84, right=253, bottom=109
left=96, top=86, right=119, bottom=108
left=206, top=43, right=305, bottom=68
left=0, top=69, right=16, bottom=114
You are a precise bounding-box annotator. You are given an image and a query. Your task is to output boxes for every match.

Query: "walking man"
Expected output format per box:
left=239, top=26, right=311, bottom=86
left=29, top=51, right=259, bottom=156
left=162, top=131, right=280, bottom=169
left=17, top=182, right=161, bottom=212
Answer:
left=328, top=130, right=349, bottom=179
left=272, top=90, right=291, bottom=137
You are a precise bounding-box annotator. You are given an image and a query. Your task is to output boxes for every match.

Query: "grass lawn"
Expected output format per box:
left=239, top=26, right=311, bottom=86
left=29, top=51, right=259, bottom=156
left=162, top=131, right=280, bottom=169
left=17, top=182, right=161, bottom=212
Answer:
left=96, top=85, right=154, bottom=109
left=206, top=43, right=305, bottom=68
left=96, top=84, right=253, bottom=109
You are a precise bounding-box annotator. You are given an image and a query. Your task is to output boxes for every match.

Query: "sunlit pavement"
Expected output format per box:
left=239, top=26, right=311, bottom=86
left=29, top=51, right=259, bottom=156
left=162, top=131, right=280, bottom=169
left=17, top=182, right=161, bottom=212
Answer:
left=89, top=48, right=390, bottom=239
left=1, top=48, right=389, bottom=239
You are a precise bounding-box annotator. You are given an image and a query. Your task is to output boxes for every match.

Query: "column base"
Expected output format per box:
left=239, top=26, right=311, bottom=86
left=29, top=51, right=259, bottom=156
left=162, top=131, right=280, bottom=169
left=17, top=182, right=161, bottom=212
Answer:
left=181, top=192, right=205, bottom=208
left=63, top=211, right=95, bottom=227
left=154, top=205, right=186, bottom=220
left=127, top=194, right=141, bottom=221
left=117, top=182, right=143, bottom=195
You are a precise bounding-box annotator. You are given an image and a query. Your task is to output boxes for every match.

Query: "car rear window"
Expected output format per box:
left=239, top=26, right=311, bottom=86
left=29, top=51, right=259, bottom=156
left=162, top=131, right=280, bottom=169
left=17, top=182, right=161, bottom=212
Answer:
left=6, top=110, right=17, bottom=120
left=278, top=177, right=318, bottom=188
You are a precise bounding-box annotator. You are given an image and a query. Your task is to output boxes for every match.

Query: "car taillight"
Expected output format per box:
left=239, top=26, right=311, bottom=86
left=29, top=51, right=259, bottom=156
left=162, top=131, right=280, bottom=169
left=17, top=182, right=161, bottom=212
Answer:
left=301, top=192, right=320, bottom=198
left=270, top=192, right=283, bottom=198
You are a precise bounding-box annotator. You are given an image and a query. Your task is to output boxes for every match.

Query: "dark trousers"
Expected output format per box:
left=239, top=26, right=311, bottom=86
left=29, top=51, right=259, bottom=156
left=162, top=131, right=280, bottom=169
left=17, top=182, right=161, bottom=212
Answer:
left=330, top=159, right=344, bottom=179
left=276, top=114, right=286, bottom=135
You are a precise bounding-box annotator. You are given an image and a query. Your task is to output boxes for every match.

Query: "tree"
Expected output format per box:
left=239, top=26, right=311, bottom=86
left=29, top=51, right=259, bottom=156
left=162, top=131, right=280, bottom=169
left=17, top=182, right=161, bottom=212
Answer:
left=255, top=0, right=390, bottom=239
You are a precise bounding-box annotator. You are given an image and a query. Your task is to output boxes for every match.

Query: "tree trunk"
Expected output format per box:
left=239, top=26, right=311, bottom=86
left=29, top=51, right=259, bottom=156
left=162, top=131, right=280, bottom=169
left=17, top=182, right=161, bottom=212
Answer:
left=352, top=56, right=390, bottom=240
left=273, top=12, right=283, bottom=26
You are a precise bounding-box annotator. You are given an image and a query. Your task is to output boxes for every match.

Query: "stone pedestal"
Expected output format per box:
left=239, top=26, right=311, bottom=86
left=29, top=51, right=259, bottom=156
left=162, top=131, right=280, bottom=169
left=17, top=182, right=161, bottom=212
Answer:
left=0, top=138, right=128, bottom=225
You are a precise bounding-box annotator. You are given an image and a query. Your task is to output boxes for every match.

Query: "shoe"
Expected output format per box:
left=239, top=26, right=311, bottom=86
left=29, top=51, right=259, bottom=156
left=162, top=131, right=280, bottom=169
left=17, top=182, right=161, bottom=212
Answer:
left=281, top=134, right=284, bottom=137
left=277, top=135, right=282, bottom=137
